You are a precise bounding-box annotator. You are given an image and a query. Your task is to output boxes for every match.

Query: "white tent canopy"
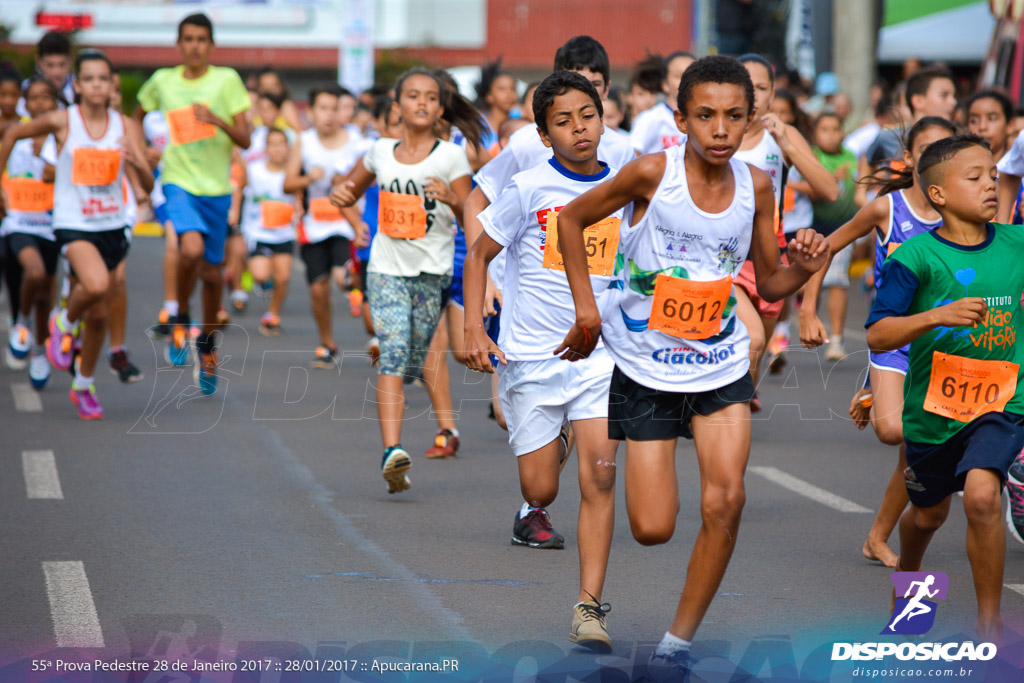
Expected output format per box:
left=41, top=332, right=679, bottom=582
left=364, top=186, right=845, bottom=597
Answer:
left=878, top=2, right=996, bottom=63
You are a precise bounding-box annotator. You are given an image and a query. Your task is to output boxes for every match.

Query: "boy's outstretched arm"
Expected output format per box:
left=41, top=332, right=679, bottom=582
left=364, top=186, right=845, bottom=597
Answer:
left=867, top=298, right=987, bottom=352
left=554, top=154, right=663, bottom=360
left=749, top=168, right=829, bottom=302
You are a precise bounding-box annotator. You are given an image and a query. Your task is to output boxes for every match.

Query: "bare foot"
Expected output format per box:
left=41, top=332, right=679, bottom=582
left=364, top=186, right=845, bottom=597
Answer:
left=863, top=538, right=898, bottom=567
left=849, top=388, right=872, bottom=430
left=976, top=617, right=1004, bottom=644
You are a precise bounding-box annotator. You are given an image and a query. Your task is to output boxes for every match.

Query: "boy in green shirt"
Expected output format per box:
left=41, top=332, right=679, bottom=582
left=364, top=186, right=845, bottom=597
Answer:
left=867, top=134, right=1024, bottom=640
left=135, top=13, right=250, bottom=395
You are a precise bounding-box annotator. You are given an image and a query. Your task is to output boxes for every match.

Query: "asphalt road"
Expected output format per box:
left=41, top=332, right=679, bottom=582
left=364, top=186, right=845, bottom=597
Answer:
left=2, top=234, right=1023, bottom=682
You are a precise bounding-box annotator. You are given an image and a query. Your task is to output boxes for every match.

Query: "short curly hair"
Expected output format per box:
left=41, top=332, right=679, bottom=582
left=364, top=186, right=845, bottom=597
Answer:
left=677, top=55, right=754, bottom=117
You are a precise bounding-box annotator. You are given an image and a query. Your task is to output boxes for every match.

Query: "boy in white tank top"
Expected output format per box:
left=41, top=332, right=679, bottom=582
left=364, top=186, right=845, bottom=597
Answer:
left=283, top=84, right=370, bottom=367
left=0, top=52, right=152, bottom=420
left=464, top=72, right=623, bottom=652
left=553, top=56, right=829, bottom=679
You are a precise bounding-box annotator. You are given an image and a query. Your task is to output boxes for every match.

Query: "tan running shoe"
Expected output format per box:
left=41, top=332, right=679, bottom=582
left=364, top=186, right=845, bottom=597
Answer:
left=569, top=597, right=612, bottom=651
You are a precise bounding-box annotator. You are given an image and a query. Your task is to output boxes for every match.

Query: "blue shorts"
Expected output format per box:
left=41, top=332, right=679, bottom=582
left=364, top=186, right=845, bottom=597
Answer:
left=487, top=304, right=501, bottom=367
left=153, top=202, right=171, bottom=226
left=904, top=411, right=1024, bottom=508
left=449, top=270, right=464, bottom=308
left=162, top=184, right=232, bottom=265
left=869, top=347, right=909, bottom=375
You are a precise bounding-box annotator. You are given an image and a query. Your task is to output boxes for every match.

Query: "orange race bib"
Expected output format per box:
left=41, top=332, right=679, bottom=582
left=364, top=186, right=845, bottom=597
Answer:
left=542, top=212, right=620, bottom=277
left=310, top=196, right=343, bottom=222
left=167, top=105, right=217, bottom=146
left=887, top=242, right=900, bottom=257
left=71, top=148, right=121, bottom=186
left=261, top=200, right=295, bottom=229
left=783, top=186, right=796, bottom=213
left=923, top=351, right=1019, bottom=422
left=379, top=191, right=427, bottom=239
left=3, top=177, right=54, bottom=212
left=649, top=274, right=733, bottom=340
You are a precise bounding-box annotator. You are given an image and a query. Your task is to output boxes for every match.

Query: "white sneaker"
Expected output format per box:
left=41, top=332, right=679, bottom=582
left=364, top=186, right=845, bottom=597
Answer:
left=8, top=323, right=33, bottom=359
left=29, top=351, right=51, bottom=390
left=825, top=336, right=847, bottom=361
left=5, top=345, right=27, bottom=370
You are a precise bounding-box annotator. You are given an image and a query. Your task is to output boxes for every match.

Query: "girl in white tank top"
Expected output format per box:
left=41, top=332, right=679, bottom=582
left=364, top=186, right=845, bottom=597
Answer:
left=0, top=53, right=152, bottom=419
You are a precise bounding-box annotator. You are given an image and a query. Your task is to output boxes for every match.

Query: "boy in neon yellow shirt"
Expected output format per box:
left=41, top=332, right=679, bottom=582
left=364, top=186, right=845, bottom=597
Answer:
left=136, top=12, right=250, bottom=395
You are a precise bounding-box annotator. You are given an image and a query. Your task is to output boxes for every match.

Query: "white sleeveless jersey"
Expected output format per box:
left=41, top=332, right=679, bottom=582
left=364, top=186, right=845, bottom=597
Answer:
left=300, top=128, right=370, bottom=243
left=734, top=128, right=785, bottom=203
left=479, top=157, right=624, bottom=361
left=242, top=160, right=296, bottom=245
left=1, top=136, right=56, bottom=239
left=602, top=146, right=754, bottom=392
left=52, top=105, right=128, bottom=232
left=143, top=110, right=169, bottom=209
left=629, top=103, right=685, bottom=155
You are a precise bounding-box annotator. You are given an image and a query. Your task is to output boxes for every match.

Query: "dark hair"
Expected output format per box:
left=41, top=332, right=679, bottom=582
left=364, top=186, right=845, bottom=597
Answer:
left=738, top=54, right=775, bottom=86
left=308, top=83, right=344, bottom=107
left=522, top=81, right=541, bottom=104
left=0, top=69, right=21, bottom=89
left=75, top=50, right=114, bottom=77
left=22, top=74, right=63, bottom=107
left=178, top=13, right=214, bottom=42
left=393, top=68, right=484, bottom=149
left=918, top=134, right=991, bottom=208
left=874, top=90, right=894, bottom=120
left=255, top=66, right=290, bottom=99
left=37, top=32, right=72, bottom=58
left=773, top=87, right=810, bottom=138
left=373, top=94, right=395, bottom=121
left=814, top=111, right=843, bottom=129
left=905, top=65, right=954, bottom=115
left=677, top=55, right=754, bottom=116
left=265, top=127, right=289, bottom=144
left=606, top=85, right=630, bottom=130
left=553, top=36, right=610, bottom=88
left=474, top=58, right=515, bottom=109
left=257, top=90, right=287, bottom=110
left=532, top=70, right=603, bottom=134
left=965, top=89, right=1013, bottom=124
left=630, top=53, right=666, bottom=94
left=667, top=50, right=696, bottom=64
left=862, top=116, right=957, bottom=196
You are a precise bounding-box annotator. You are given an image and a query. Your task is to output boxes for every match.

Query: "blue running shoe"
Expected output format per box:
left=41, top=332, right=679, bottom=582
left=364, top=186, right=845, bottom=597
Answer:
left=194, top=346, right=217, bottom=395
left=167, top=314, right=190, bottom=366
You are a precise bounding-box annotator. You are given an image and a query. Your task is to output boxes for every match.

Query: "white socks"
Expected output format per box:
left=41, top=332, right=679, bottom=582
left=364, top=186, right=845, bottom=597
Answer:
left=654, top=632, right=692, bottom=656
left=519, top=502, right=539, bottom=519
left=164, top=300, right=179, bottom=316
left=72, top=372, right=93, bottom=390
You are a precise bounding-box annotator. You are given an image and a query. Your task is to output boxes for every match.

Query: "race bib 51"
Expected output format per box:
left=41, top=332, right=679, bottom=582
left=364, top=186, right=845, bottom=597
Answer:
left=542, top=211, right=620, bottom=277
left=310, top=196, right=344, bottom=223
left=261, top=200, right=295, bottom=229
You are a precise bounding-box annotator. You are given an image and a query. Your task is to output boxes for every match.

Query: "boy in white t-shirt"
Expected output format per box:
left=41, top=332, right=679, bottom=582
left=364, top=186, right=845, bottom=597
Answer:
left=463, top=71, right=622, bottom=652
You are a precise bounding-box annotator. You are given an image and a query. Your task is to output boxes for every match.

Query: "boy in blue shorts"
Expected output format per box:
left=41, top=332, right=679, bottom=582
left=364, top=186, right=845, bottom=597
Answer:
left=136, top=13, right=250, bottom=395
left=867, top=134, right=1024, bottom=641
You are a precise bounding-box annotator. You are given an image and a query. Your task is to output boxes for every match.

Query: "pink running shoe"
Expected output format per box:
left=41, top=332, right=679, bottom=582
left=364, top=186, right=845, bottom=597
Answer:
left=46, top=311, right=78, bottom=371
left=69, top=384, right=104, bottom=420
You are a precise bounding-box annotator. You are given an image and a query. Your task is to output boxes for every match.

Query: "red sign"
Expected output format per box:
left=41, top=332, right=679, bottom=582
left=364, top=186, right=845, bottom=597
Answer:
left=35, top=12, right=95, bottom=31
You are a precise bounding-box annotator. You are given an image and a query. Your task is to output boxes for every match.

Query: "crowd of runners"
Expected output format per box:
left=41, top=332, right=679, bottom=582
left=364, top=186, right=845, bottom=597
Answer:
left=2, top=15, right=1024, bottom=679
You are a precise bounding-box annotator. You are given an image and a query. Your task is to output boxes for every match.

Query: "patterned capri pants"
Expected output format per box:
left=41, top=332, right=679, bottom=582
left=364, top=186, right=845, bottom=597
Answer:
left=366, top=271, right=452, bottom=377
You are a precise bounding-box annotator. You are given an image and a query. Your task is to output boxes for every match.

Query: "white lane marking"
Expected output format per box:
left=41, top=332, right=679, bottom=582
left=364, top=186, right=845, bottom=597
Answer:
left=42, top=561, right=105, bottom=648
left=750, top=466, right=873, bottom=513
left=11, top=382, right=42, bottom=412
left=1006, top=584, right=1024, bottom=598
left=22, top=450, right=63, bottom=499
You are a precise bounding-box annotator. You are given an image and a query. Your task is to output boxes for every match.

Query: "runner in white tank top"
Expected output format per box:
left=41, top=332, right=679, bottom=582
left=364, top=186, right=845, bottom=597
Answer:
left=241, top=128, right=297, bottom=336
left=283, top=85, right=373, bottom=366
left=0, top=53, right=152, bottom=420
left=732, top=55, right=840, bottom=399
left=547, top=56, right=829, bottom=677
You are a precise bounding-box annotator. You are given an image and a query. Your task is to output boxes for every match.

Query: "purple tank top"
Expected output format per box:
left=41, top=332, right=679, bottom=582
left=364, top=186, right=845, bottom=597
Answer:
left=874, top=190, right=942, bottom=288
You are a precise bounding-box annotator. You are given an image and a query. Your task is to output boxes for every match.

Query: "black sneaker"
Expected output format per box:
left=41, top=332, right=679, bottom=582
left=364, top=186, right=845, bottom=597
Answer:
left=109, top=349, right=143, bottom=383
left=512, top=508, right=565, bottom=549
